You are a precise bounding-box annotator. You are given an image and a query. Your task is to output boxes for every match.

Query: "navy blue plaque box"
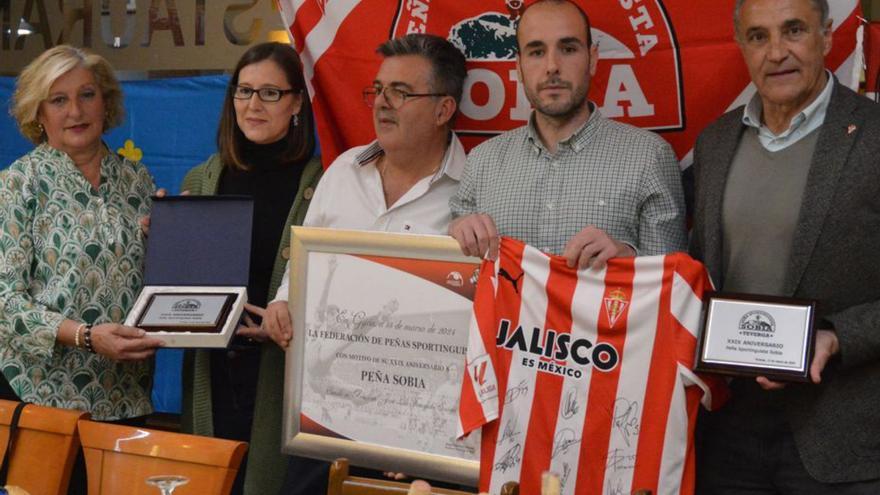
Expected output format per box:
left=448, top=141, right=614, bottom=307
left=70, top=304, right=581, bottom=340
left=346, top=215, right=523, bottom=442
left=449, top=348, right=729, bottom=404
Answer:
left=124, top=195, right=254, bottom=347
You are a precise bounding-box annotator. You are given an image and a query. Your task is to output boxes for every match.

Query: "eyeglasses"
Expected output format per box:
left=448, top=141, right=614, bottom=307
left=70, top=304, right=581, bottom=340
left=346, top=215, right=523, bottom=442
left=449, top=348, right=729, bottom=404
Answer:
left=362, top=85, right=446, bottom=109
left=232, top=85, right=298, bottom=102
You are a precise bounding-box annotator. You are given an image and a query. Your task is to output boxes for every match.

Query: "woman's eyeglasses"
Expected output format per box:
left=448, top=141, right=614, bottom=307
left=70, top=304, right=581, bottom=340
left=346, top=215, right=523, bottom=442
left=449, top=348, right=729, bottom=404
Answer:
left=232, top=85, right=298, bottom=102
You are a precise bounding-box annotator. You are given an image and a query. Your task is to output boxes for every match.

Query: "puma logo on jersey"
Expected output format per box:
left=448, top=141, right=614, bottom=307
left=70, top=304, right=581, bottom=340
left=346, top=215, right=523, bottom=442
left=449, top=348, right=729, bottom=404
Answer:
left=498, top=268, right=523, bottom=294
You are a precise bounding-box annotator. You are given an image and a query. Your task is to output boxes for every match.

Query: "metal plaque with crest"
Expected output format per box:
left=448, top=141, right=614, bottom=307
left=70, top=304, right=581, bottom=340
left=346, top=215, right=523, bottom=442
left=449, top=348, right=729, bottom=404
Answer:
left=136, top=292, right=237, bottom=333
left=696, top=292, right=817, bottom=382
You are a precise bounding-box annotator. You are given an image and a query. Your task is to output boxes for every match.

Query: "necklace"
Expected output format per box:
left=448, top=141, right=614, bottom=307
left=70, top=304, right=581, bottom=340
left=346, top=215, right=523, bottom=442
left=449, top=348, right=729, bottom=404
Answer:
left=379, top=155, right=389, bottom=180
left=378, top=156, right=442, bottom=208
left=379, top=155, right=442, bottom=182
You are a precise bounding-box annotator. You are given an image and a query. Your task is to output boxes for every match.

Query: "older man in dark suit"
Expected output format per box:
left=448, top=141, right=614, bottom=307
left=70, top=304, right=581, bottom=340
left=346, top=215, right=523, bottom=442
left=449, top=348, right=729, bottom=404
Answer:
left=690, top=0, right=880, bottom=493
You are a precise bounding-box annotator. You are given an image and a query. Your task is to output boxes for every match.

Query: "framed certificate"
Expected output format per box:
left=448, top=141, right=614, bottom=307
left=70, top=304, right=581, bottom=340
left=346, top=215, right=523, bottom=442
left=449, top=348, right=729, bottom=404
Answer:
left=283, top=227, right=481, bottom=485
left=695, top=292, right=817, bottom=382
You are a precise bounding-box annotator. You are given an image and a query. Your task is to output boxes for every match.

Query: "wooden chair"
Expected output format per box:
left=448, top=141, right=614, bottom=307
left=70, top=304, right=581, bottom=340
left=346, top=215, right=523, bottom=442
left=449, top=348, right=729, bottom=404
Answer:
left=327, top=458, right=519, bottom=495
left=0, top=400, right=87, bottom=495
left=77, top=419, right=247, bottom=495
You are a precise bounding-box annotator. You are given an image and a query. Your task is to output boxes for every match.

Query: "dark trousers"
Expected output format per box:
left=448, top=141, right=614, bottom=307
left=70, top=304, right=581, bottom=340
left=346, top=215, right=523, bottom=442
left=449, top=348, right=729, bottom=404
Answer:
left=696, top=380, right=880, bottom=495
left=279, top=456, right=333, bottom=495
left=210, top=344, right=261, bottom=495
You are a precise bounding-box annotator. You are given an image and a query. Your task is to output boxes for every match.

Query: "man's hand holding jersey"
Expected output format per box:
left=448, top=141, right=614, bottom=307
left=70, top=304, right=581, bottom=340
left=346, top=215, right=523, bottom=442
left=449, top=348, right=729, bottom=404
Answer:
left=450, top=213, right=635, bottom=268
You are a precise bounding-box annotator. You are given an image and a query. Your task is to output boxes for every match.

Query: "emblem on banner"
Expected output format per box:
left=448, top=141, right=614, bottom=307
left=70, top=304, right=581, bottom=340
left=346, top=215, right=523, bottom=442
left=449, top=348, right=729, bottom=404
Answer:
left=391, top=0, right=684, bottom=133
left=604, top=288, right=629, bottom=328
left=505, top=0, right=525, bottom=20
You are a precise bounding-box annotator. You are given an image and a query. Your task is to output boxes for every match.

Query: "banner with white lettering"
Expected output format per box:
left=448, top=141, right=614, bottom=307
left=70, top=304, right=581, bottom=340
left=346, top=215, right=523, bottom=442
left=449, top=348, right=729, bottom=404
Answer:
left=278, top=0, right=861, bottom=167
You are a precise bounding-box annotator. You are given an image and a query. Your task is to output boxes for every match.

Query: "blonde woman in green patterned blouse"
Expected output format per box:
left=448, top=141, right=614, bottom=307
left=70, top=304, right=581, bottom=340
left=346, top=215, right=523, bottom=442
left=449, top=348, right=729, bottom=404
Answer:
left=0, top=45, right=164, bottom=422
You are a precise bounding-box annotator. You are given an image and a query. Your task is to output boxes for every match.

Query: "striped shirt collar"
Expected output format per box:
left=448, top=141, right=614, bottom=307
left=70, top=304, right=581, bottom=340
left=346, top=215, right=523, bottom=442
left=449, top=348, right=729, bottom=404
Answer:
left=742, top=70, right=833, bottom=151
left=354, top=132, right=466, bottom=183
left=525, top=102, right=601, bottom=156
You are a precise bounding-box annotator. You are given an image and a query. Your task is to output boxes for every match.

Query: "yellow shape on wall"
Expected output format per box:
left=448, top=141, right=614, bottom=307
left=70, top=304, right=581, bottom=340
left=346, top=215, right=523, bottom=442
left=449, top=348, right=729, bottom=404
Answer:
left=117, top=139, right=143, bottom=162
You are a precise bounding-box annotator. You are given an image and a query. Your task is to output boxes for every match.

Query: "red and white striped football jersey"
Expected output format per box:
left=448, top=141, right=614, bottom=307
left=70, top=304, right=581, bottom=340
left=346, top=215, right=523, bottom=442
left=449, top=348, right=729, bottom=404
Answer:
left=458, top=238, right=726, bottom=495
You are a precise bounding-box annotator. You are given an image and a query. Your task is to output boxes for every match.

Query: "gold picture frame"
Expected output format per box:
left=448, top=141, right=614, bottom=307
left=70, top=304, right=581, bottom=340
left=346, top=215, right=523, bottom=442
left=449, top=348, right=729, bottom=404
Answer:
left=282, top=227, right=481, bottom=485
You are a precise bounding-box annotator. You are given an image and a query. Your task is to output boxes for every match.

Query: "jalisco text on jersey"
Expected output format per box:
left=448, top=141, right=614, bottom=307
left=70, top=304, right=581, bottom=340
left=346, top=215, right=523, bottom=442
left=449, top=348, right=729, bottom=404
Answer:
left=495, top=319, right=620, bottom=372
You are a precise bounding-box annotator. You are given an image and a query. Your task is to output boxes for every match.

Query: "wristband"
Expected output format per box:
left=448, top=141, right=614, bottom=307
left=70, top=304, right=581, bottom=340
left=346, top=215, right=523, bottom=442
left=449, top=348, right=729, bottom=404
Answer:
left=83, top=325, right=96, bottom=354
left=74, top=323, right=86, bottom=348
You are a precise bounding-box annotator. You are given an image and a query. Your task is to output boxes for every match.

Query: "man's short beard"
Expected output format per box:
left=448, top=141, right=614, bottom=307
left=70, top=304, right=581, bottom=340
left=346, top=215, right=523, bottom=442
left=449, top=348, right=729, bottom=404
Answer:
left=529, top=86, right=589, bottom=121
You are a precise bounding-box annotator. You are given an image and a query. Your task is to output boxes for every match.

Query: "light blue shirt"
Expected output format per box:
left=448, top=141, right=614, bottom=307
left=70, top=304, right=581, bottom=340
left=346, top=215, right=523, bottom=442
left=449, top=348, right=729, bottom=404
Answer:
left=742, top=71, right=834, bottom=152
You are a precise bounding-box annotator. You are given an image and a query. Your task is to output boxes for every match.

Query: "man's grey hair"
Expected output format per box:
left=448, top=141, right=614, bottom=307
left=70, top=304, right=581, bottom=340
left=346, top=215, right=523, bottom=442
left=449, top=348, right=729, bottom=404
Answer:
left=734, top=0, right=830, bottom=34
left=376, top=33, right=467, bottom=107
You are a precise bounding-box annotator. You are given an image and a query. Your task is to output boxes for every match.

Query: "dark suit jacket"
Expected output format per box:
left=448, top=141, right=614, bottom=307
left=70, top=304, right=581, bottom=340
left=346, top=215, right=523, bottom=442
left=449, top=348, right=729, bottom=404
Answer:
left=691, top=82, right=880, bottom=483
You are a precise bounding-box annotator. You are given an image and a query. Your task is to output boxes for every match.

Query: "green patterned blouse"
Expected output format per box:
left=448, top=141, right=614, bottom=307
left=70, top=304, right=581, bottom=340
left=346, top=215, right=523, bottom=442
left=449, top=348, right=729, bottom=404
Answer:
left=0, top=144, right=155, bottom=420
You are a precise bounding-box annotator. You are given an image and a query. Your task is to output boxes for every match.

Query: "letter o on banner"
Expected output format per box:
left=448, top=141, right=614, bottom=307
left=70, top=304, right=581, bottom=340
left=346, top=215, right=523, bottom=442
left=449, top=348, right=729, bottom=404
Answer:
left=460, top=69, right=505, bottom=121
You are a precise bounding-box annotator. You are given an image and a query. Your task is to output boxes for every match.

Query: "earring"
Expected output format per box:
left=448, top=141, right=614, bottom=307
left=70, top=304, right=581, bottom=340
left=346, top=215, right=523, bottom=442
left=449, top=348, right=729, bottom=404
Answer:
left=292, top=114, right=299, bottom=127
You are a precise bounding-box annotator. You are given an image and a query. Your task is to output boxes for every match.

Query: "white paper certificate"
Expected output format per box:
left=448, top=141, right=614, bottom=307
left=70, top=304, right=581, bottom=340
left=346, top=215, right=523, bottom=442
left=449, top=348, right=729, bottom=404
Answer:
left=300, top=251, right=479, bottom=459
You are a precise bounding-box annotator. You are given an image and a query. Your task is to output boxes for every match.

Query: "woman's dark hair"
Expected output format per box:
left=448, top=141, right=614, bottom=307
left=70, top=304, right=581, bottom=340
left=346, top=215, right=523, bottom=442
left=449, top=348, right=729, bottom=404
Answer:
left=218, top=42, right=315, bottom=170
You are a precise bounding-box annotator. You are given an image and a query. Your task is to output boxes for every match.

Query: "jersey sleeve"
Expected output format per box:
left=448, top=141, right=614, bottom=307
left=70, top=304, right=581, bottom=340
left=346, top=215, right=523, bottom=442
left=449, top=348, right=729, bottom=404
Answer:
left=678, top=366, right=730, bottom=410
left=458, top=258, right=502, bottom=438
left=670, top=253, right=730, bottom=410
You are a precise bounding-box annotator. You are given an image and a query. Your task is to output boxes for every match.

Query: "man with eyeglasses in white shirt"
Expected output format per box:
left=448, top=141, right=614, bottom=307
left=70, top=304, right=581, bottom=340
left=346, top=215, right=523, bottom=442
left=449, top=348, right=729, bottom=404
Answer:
left=259, top=33, right=468, bottom=495
left=264, top=33, right=466, bottom=347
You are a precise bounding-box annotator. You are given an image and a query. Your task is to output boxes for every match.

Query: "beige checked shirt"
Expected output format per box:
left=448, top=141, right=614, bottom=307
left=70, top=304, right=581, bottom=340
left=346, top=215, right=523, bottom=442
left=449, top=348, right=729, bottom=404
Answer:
left=450, top=108, right=687, bottom=256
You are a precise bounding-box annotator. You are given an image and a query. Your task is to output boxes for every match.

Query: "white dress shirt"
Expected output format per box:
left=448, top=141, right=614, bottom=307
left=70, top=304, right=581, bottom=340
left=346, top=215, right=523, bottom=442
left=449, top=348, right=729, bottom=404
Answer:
left=272, top=134, right=466, bottom=302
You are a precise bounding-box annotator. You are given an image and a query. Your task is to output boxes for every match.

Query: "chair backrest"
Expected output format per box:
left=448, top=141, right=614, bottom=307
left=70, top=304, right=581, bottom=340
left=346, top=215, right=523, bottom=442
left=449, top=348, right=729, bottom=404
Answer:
left=77, top=419, right=247, bottom=495
left=327, top=458, right=519, bottom=495
left=0, top=400, right=87, bottom=495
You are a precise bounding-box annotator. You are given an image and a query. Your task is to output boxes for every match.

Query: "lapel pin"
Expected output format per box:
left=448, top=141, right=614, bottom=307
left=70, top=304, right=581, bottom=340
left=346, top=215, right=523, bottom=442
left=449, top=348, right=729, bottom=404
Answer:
left=847, top=124, right=857, bottom=135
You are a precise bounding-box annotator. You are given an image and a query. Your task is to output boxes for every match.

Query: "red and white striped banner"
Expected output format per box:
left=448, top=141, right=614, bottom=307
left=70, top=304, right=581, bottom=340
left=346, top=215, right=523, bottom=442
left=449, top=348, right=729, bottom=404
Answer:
left=866, top=21, right=880, bottom=100
left=278, top=0, right=861, bottom=168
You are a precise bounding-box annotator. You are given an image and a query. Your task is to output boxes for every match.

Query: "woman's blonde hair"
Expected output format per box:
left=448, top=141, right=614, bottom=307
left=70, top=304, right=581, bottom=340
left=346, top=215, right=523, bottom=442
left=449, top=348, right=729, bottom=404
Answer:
left=11, top=45, right=124, bottom=144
